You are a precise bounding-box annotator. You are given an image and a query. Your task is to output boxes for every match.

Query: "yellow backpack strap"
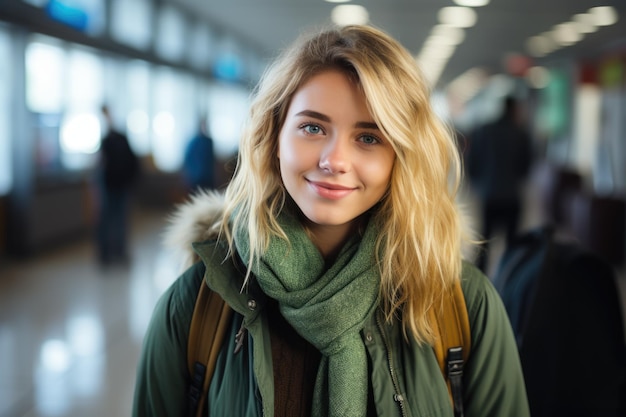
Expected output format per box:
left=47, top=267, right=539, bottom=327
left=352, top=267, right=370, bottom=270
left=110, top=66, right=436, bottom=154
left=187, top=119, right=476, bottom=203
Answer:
left=429, top=280, right=471, bottom=417
left=187, top=280, right=233, bottom=417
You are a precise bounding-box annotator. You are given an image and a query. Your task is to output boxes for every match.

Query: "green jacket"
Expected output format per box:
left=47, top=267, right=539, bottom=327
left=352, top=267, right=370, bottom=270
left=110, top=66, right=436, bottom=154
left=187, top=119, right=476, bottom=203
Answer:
left=133, top=238, right=530, bottom=416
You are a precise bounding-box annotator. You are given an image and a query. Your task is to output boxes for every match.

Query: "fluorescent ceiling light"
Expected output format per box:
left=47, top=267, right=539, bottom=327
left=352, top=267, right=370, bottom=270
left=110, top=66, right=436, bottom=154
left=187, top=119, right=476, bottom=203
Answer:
left=588, top=6, right=618, bottom=26
left=551, top=22, right=582, bottom=45
left=453, top=0, right=489, bottom=6
left=438, top=7, right=477, bottom=28
left=447, top=67, right=489, bottom=102
left=572, top=13, right=599, bottom=33
left=331, top=5, right=369, bottom=26
left=430, top=25, right=465, bottom=45
left=525, top=36, right=550, bottom=57
left=525, top=34, right=558, bottom=57
left=421, top=43, right=456, bottom=60
left=324, top=0, right=350, bottom=3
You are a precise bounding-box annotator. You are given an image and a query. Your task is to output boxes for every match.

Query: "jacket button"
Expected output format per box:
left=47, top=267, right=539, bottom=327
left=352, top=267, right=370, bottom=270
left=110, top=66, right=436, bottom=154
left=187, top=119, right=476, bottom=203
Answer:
left=247, top=299, right=257, bottom=310
left=365, top=332, right=373, bottom=342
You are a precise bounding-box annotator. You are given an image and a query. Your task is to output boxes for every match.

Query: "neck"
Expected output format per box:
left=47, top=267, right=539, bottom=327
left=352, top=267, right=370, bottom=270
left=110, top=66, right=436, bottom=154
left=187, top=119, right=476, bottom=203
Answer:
left=302, top=217, right=366, bottom=263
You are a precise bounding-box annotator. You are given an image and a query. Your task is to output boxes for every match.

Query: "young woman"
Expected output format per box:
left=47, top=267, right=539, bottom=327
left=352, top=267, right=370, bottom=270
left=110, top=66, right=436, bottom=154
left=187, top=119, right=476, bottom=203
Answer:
left=133, top=25, right=529, bottom=417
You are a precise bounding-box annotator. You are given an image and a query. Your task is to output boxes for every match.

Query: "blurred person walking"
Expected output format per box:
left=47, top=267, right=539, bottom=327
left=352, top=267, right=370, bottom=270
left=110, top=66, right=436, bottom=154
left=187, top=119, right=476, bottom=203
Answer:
left=467, top=96, right=533, bottom=273
left=95, top=105, right=139, bottom=266
left=183, top=116, right=216, bottom=194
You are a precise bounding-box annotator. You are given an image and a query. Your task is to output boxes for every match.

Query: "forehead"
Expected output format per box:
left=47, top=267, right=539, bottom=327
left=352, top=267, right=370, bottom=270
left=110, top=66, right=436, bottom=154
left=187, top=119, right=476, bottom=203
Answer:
left=297, top=67, right=360, bottom=93
left=286, top=70, right=370, bottom=118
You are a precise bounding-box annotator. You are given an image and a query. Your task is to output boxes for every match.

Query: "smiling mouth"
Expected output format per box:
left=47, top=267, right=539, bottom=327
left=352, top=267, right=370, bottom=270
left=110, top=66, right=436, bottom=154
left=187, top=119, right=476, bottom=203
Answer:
left=306, top=180, right=356, bottom=200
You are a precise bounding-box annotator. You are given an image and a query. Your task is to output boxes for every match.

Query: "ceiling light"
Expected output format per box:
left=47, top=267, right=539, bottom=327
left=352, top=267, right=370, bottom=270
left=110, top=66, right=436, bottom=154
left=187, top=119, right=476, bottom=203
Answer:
left=431, top=25, right=466, bottom=45
left=540, top=32, right=559, bottom=53
left=331, top=5, right=369, bottom=26
left=551, top=22, right=582, bottom=46
left=438, top=7, right=477, bottom=28
left=526, top=34, right=558, bottom=57
left=324, top=0, right=350, bottom=3
left=419, top=59, right=446, bottom=71
left=447, top=68, right=489, bottom=102
left=419, top=61, right=446, bottom=87
left=572, top=13, right=598, bottom=33
left=453, top=0, right=489, bottom=6
left=420, top=43, right=456, bottom=60
left=526, top=36, right=550, bottom=57
left=588, top=6, right=618, bottom=26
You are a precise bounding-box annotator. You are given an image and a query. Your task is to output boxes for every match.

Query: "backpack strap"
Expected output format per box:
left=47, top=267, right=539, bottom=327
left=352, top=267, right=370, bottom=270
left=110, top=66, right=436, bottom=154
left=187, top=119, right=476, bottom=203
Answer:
left=187, top=280, right=233, bottom=417
left=187, top=273, right=470, bottom=416
left=429, top=280, right=471, bottom=417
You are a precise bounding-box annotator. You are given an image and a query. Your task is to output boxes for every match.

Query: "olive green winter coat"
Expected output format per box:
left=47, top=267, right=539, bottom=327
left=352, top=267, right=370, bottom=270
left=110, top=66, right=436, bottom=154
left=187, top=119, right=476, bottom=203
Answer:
left=132, top=237, right=530, bottom=417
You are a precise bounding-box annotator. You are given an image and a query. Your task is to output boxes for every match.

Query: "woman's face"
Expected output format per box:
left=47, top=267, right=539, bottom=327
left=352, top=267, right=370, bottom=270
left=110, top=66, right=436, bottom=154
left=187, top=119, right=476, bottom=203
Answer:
left=278, top=69, right=395, bottom=234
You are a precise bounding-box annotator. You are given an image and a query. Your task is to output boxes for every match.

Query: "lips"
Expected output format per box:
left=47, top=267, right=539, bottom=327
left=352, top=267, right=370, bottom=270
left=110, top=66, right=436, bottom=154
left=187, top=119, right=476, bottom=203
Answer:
left=306, top=180, right=356, bottom=200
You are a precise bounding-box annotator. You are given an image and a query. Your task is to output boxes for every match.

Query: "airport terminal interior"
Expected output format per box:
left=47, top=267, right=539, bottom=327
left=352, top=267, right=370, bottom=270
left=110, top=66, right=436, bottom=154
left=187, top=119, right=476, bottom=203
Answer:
left=1, top=0, right=625, bottom=416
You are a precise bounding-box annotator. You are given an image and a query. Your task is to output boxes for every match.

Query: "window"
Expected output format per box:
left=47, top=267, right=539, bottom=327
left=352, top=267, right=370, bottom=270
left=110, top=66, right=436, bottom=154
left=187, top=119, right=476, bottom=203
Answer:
left=154, top=5, right=186, bottom=63
left=206, top=82, right=250, bottom=158
left=60, top=46, right=103, bottom=170
left=187, top=22, right=214, bottom=70
left=151, top=68, right=195, bottom=172
left=26, top=37, right=104, bottom=173
left=26, top=36, right=65, bottom=114
left=110, top=0, right=152, bottom=50
left=0, top=27, right=12, bottom=195
left=123, top=60, right=152, bottom=156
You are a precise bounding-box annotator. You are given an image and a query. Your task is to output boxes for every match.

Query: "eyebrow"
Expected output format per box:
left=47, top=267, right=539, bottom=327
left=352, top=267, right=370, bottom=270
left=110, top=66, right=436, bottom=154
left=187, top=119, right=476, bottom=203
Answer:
left=295, top=110, right=380, bottom=131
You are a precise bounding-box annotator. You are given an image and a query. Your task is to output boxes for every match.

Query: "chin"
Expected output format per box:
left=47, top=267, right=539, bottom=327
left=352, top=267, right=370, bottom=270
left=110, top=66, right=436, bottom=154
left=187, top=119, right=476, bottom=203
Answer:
left=301, top=210, right=354, bottom=228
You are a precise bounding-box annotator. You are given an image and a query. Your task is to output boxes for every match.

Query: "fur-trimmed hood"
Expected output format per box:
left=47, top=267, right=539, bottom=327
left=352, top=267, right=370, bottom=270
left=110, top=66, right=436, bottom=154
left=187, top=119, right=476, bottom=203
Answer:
left=162, top=188, right=478, bottom=273
left=163, top=189, right=226, bottom=272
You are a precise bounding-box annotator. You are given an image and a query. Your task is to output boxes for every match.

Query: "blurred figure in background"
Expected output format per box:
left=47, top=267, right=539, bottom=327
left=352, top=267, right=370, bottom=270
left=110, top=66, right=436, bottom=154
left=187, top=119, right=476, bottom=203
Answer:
left=467, top=96, right=533, bottom=273
left=182, top=116, right=215, bottom=194
left=95, top=104, right=140, bottom=266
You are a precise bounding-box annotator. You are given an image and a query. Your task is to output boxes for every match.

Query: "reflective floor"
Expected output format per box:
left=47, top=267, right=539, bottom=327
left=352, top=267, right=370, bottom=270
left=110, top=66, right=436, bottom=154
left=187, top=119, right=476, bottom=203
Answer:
left=1, top=194, right=624, bottom=417
left=0, top=209, right=178, bottom=417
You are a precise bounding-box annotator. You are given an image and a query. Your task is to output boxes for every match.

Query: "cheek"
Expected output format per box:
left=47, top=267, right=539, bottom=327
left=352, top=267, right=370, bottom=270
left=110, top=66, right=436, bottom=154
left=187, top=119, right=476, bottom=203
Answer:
left=277, top=134, right=292, bottom=172
left=278, top=134, right=302, bottom=186
left=361, top=155, right=394, bottom=188
left=277, top=128, right=284, bottom=159
left=278, top=134, right=316, bottom=172
left=277, top=128, right=292, bottom=161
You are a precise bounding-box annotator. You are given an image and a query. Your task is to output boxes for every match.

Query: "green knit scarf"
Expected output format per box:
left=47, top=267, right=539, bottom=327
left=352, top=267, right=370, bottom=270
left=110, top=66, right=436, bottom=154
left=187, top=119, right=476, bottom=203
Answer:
left=234, top=211, right=380, bottom=417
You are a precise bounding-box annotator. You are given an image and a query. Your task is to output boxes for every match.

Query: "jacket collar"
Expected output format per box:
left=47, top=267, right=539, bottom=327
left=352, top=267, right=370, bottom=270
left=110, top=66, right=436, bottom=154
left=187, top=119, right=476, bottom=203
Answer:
left=165, top=189, right=268, bottom=321
left=193, top=238, right=267, bottom=323
left=163, top=189, right=226, bottom=272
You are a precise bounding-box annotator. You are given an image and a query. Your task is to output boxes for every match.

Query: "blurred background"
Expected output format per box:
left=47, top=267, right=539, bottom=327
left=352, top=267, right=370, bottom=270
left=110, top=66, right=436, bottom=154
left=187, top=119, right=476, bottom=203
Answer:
left=0, top=0, right=624, bottom=416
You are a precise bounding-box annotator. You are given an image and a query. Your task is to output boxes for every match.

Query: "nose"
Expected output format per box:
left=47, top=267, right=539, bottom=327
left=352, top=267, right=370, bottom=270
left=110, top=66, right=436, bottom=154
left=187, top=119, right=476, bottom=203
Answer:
left=319, top=136, right=350, bottom=174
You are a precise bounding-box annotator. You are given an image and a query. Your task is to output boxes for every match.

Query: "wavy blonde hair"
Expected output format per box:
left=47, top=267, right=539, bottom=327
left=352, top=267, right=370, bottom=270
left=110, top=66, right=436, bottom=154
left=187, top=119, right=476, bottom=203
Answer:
left=220, top=24, right=468, bottom=344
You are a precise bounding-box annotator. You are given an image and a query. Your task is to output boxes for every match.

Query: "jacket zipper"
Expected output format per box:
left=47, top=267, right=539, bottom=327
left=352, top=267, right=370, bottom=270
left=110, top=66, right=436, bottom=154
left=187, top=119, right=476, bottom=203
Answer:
left=376, top=313, right=408, bottom=417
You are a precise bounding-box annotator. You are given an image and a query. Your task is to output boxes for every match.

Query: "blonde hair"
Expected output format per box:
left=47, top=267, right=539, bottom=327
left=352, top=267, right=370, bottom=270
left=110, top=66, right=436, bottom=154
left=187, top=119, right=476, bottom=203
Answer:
left=221, top=24, right=468, bottom=344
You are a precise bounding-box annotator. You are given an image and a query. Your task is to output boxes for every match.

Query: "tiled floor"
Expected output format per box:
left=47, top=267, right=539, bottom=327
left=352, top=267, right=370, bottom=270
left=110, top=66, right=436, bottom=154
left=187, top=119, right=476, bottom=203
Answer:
left=0, top=209, right=178, bottom=417
left=1, top=186, right=624, bottom=417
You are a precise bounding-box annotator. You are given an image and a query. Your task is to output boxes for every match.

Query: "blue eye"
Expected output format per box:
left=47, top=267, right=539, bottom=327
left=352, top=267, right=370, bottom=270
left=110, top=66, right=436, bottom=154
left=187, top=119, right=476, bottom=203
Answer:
left=303, top=124, right=322, bottom=134
left=359, top=134, right=380, bottom=145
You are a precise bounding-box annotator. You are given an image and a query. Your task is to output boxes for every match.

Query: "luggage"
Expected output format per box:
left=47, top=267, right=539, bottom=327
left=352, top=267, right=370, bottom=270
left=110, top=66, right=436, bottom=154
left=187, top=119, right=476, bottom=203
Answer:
left=493, top=226, right=626, bottom=417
